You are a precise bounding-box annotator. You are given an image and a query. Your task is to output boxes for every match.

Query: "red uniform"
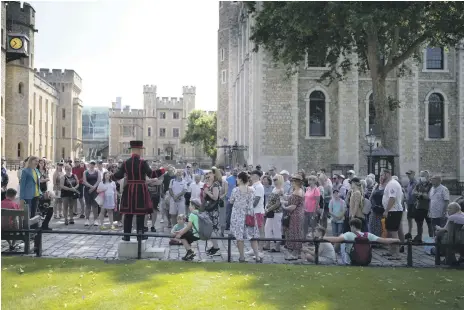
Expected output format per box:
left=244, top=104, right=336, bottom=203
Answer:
left=112, top=154, right=165, bottom=215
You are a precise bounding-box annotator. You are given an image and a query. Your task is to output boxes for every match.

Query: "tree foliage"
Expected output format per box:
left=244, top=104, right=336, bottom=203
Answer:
left=181, top=110, right=217, bottom=163
left=247, top=1, right=464, bottom=148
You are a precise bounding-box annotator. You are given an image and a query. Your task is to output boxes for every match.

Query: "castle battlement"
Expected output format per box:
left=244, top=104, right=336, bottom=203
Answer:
left=156, top=96, right=183, bottom=107
left=5, top=1, right=35, bottom=24
left=110, top=108, right=145, bottom=117
left=34, top=74, right=59, bottom=98
left=35, top=68, right=83, bottom=91
left=143, top=84, right=157, bottom=94
left=182, top=86, right=196, bottom=95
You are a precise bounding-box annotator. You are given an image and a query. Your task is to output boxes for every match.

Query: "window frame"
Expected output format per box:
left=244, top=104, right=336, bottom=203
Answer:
left=173, top=111, right=180, bottom=119
left=220, top=48, right=225, bottom=62
left=305, top=88, right=330, bottom=139
left=173, top=128, right=180, bottom=138
left=147, top=126, right=152, bottom=137
left=422, top=47, right=448, bottom=72
left=424, top=90, right=449, bottom=141
left=159, top=112, right=166, bottom=119
left=221, top=70, right=227, bottom=84
left=159, top=128, right=166, bottom=137
left=304, top=52, right=330, bottom=70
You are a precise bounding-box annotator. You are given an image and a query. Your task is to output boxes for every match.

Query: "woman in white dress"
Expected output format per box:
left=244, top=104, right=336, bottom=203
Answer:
left=229, top=171, right=262, bottom=263
left=97, top=172, right=117, bottom=229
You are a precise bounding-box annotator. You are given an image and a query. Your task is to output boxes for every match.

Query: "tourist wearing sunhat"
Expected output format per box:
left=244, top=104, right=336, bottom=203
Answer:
left=112, top=141, right=166, bottom=241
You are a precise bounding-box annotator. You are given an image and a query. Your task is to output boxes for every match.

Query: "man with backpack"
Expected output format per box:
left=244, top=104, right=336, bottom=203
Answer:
left=323, top=218, right=399, bottom=266
left=175, top=198, right=213, bottom=261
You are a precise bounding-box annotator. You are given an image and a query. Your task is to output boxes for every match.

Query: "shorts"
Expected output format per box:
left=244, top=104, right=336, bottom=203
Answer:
left=407, top=204, right=416, bottom=219
left=255, top=213, right=264, bottom=228
left=150, top=194, right=160, bottom=211
left=169, top=198, right=185, bottom=215
left=180, top=230, right=200, bottom=244
left=386, top=211, right=403, bottom=231
left=414, top=208, right=429, bottom=223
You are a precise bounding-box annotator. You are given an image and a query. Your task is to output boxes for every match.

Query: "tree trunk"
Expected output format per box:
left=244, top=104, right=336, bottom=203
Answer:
left=372, top=76, right=395, bottom=150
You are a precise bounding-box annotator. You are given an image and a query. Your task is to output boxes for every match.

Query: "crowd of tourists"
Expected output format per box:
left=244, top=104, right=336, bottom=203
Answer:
left=1, top=156, right=464, bottom=265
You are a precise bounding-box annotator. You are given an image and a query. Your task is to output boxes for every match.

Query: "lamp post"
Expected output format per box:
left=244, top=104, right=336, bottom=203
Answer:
left=366, top=129, right=376, bottom=175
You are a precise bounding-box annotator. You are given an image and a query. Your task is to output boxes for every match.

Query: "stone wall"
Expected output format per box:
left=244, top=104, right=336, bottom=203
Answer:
left=458, top=44, right=464, bottom=181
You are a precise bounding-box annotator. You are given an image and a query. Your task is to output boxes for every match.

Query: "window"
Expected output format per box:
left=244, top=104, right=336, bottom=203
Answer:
left=62, top=127, right=65, bottom=138
left=173, top=111, right=179, bottom=119
left=122, top=125, right=134, bottom=137
left=308, top=91, right=326, bottom=136
left=148, top=127, right=152, bottom=137
left=221, top=70, right=227, bottom=84
left=62, top=148, right=65, bottom=159
left=305, top=52, right=326, bottom=68
left=368, top=94, right=380, bottom=136
left=220, top=48, right=225, bottom=61
left=159, top=128, right=166, bottom=137
left=428, top=93, right=445, bottom=139
left=158, top=148, right=161, bottom=155
left=18, top=82, right=23, bottom=94
left=426, top=47, right=444, bottom=70
left=17, top=142, right=22, bottom=158
left=62, top=85, right=65, bottom=92
left=173, top=128, right=179, bottom=138
left=160, top=112, right=166, bottom=119
left=62, top=108, right=66, bottom=120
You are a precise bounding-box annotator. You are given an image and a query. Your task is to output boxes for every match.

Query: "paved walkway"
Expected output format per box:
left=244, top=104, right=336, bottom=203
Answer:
left=2, top=214, right=438, bottom=267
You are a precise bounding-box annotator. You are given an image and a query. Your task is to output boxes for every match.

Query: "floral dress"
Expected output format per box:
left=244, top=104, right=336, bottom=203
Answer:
left=229, top=187, right=260, bottom=241
left=285, top=193, right=305, bottom=252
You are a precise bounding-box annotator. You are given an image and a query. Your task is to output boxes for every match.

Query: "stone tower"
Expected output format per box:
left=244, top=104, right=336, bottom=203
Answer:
left=143, top=84, right=157, bottom=157
left=217, top=1, right=240, bottom=165
left=4, top=1, right=36, bottom=161
left=182, top=86, right=196, bottom=118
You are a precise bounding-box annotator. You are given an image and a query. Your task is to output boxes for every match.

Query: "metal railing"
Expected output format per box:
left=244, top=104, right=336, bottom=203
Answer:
left=2, top=228, right=462, bottom=267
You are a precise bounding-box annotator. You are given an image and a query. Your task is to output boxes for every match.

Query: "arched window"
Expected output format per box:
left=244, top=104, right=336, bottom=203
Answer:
left=17, top=142, right=22, bottom=158
left=148, top=127, right=152, bottom=137
left=309, top=91, right=326, bottom=136
left=428, top=93, right=444, bottom=139
left=368, top=94, right=379, bottom=135
left=18, top=82, right=23, bottom=94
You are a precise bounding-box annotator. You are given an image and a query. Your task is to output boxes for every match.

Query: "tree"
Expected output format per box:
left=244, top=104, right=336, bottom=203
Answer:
left=182, top=110, right=217, bottom=165
left=247, top=1, right=464, bottom=148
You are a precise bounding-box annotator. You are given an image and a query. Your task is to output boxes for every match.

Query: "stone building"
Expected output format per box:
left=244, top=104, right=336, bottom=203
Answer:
left=1, top=2, right=6, bottom=158
left=109, top=85, right=208, bottom=162
left=1, top=2, right=83, bottom=163
left=217, top=1, right=464, bottom=183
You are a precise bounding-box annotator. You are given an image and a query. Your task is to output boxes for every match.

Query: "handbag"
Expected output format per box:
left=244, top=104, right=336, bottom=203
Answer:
left=282, top=212, right=291, bottom=228
left=372, top=205, right=385, bottom=215
left=265, top=210, right=275, bottom=218
left=95, top=192, right=104, bottom=206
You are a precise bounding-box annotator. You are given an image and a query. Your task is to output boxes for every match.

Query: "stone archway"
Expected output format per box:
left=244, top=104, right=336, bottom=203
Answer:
left=165, top=147, right=173, bottom=160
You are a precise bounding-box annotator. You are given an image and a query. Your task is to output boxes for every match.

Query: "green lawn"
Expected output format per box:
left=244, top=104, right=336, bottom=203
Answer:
left=1, top=257, right=463, bottom=310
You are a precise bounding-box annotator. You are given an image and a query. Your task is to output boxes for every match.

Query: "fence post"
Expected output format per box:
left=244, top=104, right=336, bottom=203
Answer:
left=36, top=229, right=43, bottom=257
left=406, top=241, right=412, bottom=267
left=314, top=240, right=319, bottom=265
left=434, top=238, right=441, bottom=266
left=137, top=230, right=142, bottom=259
left=227, top=236, right=232, bottom=263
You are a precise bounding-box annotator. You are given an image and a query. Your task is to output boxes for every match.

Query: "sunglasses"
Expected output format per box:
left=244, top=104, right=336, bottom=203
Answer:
left=272, top=179, right=277, bottom=182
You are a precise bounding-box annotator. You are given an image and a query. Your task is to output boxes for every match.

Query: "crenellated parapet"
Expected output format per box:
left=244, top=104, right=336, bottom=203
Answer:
left=143, top=84, right=157, bottom=94
left=109, top=108, right=145, bottom=117
left=5, top=1, right=36, bottom=32
left=182, top=86, right=196, bottom=95
left=35, top=68, right=83, bottom=91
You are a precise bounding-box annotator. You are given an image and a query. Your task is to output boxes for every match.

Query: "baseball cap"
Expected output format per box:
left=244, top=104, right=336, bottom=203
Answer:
left=279, top=170, right=289, bottom=175
left=89, top=160, right=96, bottom=165
left=405, top=170, right=415, bottom=175
left=97, top=160, right=103, bottom=164
left=347, top=170, right=355, bottom=175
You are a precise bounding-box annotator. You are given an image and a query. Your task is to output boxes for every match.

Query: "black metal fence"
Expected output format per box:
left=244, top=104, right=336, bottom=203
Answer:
left=2, top=228, right=462, bottom=268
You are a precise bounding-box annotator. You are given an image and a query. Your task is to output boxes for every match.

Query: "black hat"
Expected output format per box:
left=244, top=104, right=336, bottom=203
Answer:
left=349, top=177, right=361, bottom=184
left=129, top=140, right=144, bottom=149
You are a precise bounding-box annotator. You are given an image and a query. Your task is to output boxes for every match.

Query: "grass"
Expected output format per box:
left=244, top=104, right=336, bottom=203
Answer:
left=1, top=257, right=464, bottom=310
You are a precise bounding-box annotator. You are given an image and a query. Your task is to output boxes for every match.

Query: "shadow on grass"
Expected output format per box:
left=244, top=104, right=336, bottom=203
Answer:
left=2, top=256, right=464, bottom=310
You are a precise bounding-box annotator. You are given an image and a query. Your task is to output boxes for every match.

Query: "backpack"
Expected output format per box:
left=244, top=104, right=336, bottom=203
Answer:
left=192, top=212, right=213, bottom=241
left=349, top=232, right=372, bottom=266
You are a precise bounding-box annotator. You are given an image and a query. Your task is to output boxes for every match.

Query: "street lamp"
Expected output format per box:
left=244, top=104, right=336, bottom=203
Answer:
left=366, top=129, right=376, bottom=175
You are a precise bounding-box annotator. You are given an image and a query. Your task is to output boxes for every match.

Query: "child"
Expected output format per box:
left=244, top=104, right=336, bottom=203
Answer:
left=174, top=199, right=201, bottom=261
left=1, top=188, right=20, bottom=250
left=169, top=214, right=186, bottom=245
left=303, top=226, right=336, bottom=264
left=328, top=189, right=346, bottom=237
left=97, top=172, right=117, bottom=229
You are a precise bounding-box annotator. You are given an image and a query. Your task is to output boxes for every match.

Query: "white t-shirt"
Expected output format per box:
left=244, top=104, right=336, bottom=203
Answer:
left=382, top=179, right=404, bottom=212
left=190, top=181, right=204, bottom=201
left=252, top=182, right=265, bottom=214
left=318, top=242, right=336, bottom=264
left=342, top=231, right=379, bottom=264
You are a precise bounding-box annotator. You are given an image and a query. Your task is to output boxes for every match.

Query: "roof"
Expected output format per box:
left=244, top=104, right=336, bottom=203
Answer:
left=371, top=147, right=398, bottom=157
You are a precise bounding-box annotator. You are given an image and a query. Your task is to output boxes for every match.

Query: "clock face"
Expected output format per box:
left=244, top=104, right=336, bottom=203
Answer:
left=9, top=37, right=23, bottom=50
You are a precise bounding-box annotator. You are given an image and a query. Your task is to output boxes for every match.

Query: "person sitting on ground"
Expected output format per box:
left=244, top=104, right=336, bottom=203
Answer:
left=1, top=188, right=20, bottom=250
left=323, top=218, right=400, bottom=265
left=303, top=226, right=336, bottom=264
left=170, top=214, right=186, bottom=245
left=175, top=200, right=201, bottom=261
left=435, top=202, right=464, bottom=234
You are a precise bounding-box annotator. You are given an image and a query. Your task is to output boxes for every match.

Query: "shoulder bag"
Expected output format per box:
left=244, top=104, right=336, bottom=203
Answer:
left=245, top=188, right=256, bottom=227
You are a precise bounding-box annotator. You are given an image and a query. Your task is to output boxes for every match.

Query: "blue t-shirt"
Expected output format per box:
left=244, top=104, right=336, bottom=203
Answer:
left=226, top=175, right=237, bottom=198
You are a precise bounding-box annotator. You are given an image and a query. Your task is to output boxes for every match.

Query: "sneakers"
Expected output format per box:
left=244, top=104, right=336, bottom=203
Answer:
left=93, top=221, right=99, bottom=226
left=69, top=220, right=75, bottom=224
left=206, top=247, right=221, bottom=256
left=182, top=249, right=196, bottom=261
left=245, top=249, right=255, bottom=256
left=79, top=214, right=85, bottom=219
left=150, top=227, right=156, bottom=232
left=160, top=219, right=164, bottom=223
left=84, top=219, right=90, bottom=226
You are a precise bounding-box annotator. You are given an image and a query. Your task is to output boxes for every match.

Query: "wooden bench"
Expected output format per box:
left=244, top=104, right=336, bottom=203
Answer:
left=1, top=204, right=41, bottom=254
left=437, top=221, right=464, bottom=265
